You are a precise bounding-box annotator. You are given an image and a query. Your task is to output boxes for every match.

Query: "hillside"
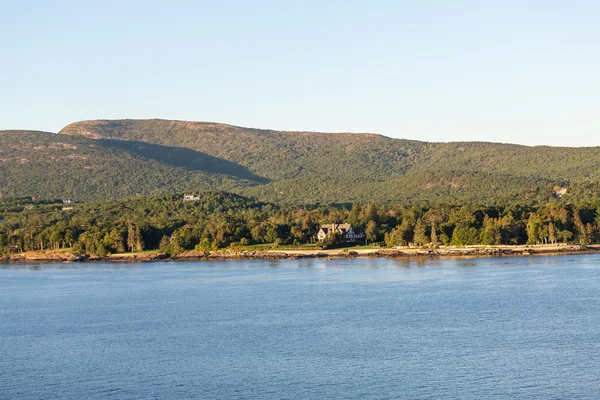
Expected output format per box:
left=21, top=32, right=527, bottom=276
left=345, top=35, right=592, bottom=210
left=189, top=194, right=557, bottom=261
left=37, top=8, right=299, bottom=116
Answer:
left=2, top=120, right=600, bottom=204
left=0, top=130, right=258, bottom=201
left=59, top=119, right=422, bottom=182
left=60, top=119, right=600, bottom=180
left=58, top=119, right=600, bottom=204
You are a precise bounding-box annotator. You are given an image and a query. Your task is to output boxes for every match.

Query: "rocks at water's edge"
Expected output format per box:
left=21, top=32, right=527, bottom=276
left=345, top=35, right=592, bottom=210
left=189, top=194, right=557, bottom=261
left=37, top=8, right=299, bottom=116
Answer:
left=2, top=245, right=598, bottom=263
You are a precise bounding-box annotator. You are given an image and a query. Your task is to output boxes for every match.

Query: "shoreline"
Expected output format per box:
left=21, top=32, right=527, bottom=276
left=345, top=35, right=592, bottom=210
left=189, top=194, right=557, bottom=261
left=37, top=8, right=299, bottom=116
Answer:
left=2, top=244, right=600, bottom=264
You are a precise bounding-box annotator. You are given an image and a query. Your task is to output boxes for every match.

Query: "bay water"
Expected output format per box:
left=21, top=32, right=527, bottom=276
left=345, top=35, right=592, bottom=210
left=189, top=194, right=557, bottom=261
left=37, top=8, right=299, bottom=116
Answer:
left=1, top=255, right=600, bottom=399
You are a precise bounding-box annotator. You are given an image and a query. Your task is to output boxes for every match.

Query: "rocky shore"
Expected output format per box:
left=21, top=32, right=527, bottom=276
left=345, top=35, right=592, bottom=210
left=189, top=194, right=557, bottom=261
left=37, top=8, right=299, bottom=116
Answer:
left=2, top=244, right=600, bottom=264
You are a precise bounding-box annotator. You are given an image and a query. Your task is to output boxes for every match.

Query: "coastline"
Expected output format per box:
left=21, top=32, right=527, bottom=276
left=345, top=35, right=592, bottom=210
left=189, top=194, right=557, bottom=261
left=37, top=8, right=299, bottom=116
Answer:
left=2, top=244, right=600, bottom=264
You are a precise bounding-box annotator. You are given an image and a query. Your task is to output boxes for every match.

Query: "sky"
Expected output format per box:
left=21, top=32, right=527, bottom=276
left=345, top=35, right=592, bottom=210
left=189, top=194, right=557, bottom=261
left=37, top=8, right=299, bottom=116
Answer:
left=2, top=0, right=599, bottom=146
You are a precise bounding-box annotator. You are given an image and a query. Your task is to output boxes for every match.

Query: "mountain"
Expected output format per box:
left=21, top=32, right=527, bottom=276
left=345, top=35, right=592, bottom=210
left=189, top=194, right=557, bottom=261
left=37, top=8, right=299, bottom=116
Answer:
left=2, top=119, right=599, bottom=204
left=59, top=119, right=421, bottom=181
left=0, top=130, right=258, bottom=201
left=58, top=119, right=600, bottom=204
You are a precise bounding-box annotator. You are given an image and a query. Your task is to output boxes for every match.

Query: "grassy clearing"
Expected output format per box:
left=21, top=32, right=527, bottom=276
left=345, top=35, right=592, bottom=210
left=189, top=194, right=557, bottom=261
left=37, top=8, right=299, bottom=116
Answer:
left=236, top=243, right=384, bottom=252
left=239, top=243, right=321, bottom=252
left=108, top=250, right=161, bottom=257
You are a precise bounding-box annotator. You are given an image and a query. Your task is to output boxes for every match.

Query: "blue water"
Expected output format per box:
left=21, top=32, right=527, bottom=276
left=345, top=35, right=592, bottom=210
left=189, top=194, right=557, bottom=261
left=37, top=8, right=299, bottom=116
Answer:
left=1, top=256, right=600, bottom=399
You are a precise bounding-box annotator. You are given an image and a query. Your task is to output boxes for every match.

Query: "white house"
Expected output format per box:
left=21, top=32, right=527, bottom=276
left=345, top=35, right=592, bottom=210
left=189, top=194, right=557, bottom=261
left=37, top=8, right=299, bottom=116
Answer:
left=183, top=194, right=201, bottom=201
left=317, top=223, right=366, bottom=243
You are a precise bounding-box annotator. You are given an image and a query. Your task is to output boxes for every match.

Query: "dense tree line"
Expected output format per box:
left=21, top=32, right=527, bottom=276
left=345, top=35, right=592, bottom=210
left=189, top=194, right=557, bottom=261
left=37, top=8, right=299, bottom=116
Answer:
left=1, top=192, right=600, bottom=257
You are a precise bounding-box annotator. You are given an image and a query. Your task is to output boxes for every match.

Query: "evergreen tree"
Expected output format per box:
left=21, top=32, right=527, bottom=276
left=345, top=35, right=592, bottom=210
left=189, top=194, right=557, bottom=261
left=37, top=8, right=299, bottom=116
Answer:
left=170, top=231, right=183, bottom=254
left=159, top=235, right=171, bottom=254
left=127, top=221, right=136, bottom=252
left=480, top=216, right=501, bottom=245
left=413, top=219, right=429, bottom=246
left=135, top=226, right=144, bottom=252
left=548, top=222, right=556, bottom=244
left=365, top=220, right=378, bottom=243
left=526, top=213, right=542, bottom=245
left=430, top=223, right=438, bottom=247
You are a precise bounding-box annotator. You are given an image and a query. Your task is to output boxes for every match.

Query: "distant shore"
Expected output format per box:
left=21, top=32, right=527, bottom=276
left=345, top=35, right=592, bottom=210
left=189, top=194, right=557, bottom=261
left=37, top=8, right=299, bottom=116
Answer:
left=2, top=244, right=600, bottom=264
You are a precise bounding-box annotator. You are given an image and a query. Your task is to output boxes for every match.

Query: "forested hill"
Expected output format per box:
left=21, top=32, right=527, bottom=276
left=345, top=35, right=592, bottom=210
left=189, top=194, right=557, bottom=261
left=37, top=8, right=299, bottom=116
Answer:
left=0, top=130, right=257, bottom=201
left=59, top=119, right=421, bottom=181
left=3, top=120, right=600, bottom=203
left=57, top=118, right=600, bottom=204
left=59, top=119, right=600, bottom=181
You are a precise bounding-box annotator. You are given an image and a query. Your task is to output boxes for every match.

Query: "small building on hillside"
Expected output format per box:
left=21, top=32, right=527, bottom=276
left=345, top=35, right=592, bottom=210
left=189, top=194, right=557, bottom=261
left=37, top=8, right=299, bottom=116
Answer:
left=554, top=187, right=568, bottom=198
left=317, top=223, right=366, bottom=243
left=183, top=194, right=201, bottom=201
left=63, top=199, right=76, bottom=205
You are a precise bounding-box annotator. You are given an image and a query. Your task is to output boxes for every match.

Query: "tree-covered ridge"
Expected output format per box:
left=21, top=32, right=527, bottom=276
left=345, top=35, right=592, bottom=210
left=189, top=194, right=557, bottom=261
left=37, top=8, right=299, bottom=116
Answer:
left=58, top=119, right=600, bottom=203
left=420, top=141, right=600, bottom=181
left=0, top=130, right=257, bottom=201
left=59, top=119, right=600, bottom=183
left=244, top=170, right=558, bottom=205
left=5, top=119, right=600, bottom=204
left=1, top=192, right=599, bottom=256
left=59, top=119, right=426, bottom=181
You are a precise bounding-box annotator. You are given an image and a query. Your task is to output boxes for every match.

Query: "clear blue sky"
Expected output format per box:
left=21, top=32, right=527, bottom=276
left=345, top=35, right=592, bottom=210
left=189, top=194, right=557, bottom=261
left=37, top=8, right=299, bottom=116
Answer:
left=2, top=0, right=599, bottom=146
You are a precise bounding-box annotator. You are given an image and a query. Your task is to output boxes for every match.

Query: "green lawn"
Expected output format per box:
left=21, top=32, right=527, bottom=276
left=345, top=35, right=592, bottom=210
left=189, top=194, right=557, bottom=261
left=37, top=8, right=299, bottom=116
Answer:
left=348, top=244, right=383, bottom=250
left=109, top=249, right=162, bottom=256
left=239, top=243, right=320, bottom=251
left=236, top=242, right=382, bottom=252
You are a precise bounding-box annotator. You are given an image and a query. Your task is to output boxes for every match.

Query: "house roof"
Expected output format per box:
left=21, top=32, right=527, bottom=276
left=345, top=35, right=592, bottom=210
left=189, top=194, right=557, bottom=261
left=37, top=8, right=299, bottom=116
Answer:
left=320, top=223, right=355, bottom=234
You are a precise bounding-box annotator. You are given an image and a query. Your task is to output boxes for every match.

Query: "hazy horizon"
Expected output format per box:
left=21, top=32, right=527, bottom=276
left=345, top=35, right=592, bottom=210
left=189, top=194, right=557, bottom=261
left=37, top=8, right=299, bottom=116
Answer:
left=3, top=1, right=599, bottom=146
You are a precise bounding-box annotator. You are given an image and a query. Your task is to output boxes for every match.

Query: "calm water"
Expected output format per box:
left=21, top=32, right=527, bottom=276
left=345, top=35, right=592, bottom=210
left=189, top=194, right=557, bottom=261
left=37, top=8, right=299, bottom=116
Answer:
left=2, top=256, right=600, bottom=399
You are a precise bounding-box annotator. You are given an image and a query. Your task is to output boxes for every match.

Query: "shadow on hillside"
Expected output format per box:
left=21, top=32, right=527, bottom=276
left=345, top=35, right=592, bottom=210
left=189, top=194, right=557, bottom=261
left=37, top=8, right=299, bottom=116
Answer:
left=98, top=139, right=270, bottom=183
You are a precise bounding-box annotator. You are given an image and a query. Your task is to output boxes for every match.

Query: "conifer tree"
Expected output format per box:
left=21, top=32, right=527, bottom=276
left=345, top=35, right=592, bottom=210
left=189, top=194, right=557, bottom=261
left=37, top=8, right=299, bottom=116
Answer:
left=413, top=219, right=429, bottom=246
left=548, top=222, right=556, bottom=244
left=135, top=226, right=144, bottom=252
left=127, top=221, right=135, bottom=252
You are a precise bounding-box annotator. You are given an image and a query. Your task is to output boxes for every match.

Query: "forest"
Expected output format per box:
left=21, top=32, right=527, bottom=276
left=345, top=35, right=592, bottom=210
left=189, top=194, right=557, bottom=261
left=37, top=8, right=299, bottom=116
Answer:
left=4, top=119, right=600, bottom=204
left=1, top=192, right=599, bottom=257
